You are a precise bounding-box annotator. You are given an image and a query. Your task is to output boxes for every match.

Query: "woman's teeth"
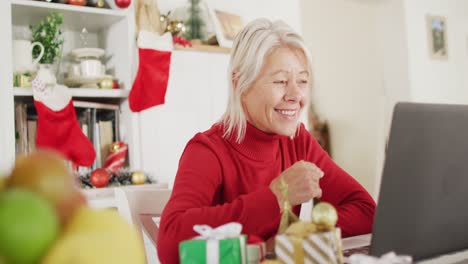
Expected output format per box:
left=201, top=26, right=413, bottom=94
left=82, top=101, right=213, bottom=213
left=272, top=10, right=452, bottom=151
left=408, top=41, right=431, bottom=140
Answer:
left=276, top=109, right=296, bottom=116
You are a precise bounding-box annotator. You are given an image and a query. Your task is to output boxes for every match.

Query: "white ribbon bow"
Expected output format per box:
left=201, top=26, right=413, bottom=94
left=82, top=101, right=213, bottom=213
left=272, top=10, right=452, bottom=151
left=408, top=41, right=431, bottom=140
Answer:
left=193, top=222, right=242, bottom=239
left=192, top=222, right=246, bottom=264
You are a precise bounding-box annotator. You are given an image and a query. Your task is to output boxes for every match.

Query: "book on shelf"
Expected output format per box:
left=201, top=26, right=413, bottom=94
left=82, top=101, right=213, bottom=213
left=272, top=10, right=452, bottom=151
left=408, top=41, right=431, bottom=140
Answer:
left=27, top=120, right=37, bottom=153
left=14, top=102, right=28, bottom=156
left=74, top=100, right=121, bottom=170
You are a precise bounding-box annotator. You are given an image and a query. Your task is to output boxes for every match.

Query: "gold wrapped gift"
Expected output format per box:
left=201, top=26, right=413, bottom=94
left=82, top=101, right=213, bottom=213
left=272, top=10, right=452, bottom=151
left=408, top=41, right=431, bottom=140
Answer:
left=273, top=177, right=343, bottom=264
left=275, top=222, right=342, bottom=264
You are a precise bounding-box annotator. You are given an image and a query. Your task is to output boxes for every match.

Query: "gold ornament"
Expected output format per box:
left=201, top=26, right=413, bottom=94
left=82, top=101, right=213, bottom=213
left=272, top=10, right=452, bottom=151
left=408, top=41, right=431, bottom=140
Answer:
left=109, top=142, right=121, bottom=153
left=165, top=20, right=185, bottom=35
left=131, top=171, right=146, bottom=185
left=311, top=202, right=338, bottom=231
left=96, top=0, right=105, bottom=7
left=160, top=14, right=168, bottom=24
left=99, top=78, right=114, bottom=89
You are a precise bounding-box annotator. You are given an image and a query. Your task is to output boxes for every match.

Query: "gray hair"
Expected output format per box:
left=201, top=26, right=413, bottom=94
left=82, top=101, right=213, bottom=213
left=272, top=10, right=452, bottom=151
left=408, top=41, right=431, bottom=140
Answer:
left=221, top=18, right=313, bottom=143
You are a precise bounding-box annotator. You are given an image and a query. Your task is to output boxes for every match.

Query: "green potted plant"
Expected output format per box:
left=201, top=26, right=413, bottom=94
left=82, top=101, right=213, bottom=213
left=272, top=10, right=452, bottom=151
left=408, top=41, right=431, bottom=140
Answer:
left=30, top=12, right=64, bottom=80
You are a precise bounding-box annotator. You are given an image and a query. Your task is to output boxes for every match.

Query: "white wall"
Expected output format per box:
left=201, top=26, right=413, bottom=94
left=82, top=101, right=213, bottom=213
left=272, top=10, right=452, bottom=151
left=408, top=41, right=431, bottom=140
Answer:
left=158, top=0, right=301, bottom=33
left=404, top=0, right=468, bottom=104
left=375, top=0, right=412, bottom=196
left=299, top=0, right=468, bottom=198
left=300, top=0, right=386, bottom=196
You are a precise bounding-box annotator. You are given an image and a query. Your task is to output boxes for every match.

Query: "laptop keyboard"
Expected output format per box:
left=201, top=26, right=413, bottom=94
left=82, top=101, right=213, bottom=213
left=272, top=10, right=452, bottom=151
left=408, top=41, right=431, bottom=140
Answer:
left=343, top=245, right=371, bottom=257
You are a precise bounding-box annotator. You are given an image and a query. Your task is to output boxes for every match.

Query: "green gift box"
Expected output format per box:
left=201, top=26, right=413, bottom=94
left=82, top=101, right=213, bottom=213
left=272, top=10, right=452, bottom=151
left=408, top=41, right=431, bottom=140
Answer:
left=179, top=222, right=247, bottom=264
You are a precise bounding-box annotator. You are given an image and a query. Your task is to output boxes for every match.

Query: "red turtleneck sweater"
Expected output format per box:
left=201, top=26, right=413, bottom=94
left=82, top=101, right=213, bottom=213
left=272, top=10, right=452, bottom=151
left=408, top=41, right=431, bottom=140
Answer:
left=157, top=123, right=375, bottom=263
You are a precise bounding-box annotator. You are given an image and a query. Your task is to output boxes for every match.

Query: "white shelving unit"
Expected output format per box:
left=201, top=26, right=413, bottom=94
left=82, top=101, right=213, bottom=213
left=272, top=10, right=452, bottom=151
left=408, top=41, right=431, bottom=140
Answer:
left=0, top=0, right=141, bottom=175
left=13, top=87, right=130, bottom=98
left=11, top=0, right=128, bottom=31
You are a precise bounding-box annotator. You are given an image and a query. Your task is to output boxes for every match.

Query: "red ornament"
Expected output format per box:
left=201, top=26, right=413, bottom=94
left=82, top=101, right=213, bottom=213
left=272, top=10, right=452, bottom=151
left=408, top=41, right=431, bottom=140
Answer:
left=115, top=0, right=131, bottom=8
left=104, top=142, right=128, bottom=173
left=69, top=0, right=86, bottom=6
left=90, top=168, right=111, bottom=188
left=112, top=80, right=119, bottom=89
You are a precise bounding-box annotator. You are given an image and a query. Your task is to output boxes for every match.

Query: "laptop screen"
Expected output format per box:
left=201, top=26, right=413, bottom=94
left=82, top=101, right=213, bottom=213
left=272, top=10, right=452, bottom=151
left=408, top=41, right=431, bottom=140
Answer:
left=371, top=102, right=468, bottom=260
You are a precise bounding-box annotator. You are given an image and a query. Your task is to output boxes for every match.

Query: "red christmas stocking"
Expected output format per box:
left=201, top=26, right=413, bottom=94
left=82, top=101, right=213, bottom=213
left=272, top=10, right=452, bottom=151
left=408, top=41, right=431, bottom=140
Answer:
left=129, top=31, right=173, bottom=112
left=32, top=77, right=96, bottom=166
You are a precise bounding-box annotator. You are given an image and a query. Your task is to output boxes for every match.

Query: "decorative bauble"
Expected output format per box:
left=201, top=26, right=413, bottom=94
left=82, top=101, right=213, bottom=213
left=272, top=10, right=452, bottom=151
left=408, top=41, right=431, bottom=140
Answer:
left=109, top=142, right=121, bottom=153
left=311, top=202, right=338, bottom=231
left=96, top=0, right=105, bottom=8
left=69, top=0, right=86, bottom=6
left=115, top=0, right=130, bottom=8
left=90, top=168, right=111, bottom=188
left=112, top=79, right=119, bottom=89
left=131, top=171, right=146, bottom=185
left=99, top=78, right=113, bottom=89
left=160, top=14, right=168, bottom=24
left=166, top=20, right=185, bottom=35
left=104, top=142, right=128, bottom=173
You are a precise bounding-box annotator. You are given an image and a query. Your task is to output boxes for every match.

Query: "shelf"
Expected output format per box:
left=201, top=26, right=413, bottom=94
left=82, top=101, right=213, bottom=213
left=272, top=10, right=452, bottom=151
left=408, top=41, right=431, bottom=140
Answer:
left=174, top=44, right=231, bottom=54
left=13, top=87, right=130, bottom=98
left=82, top=183, right=169, bottom=209
left=11, top=0, right=128, bottom=31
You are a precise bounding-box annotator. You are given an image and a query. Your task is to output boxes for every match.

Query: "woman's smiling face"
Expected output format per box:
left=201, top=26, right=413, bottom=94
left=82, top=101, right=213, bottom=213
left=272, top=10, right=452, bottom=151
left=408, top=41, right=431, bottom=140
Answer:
left=241, top=46, right=310, bottom=136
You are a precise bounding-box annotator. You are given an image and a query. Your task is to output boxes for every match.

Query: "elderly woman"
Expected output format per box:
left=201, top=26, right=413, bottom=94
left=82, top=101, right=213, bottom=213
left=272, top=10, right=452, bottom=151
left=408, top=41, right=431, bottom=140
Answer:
left=157, top=18, right=375, bottom=263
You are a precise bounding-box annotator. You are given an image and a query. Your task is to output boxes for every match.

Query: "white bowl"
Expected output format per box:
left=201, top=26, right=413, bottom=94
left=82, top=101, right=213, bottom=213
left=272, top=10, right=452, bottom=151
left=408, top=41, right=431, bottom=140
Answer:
left=70, top=48, right=105, bottom=59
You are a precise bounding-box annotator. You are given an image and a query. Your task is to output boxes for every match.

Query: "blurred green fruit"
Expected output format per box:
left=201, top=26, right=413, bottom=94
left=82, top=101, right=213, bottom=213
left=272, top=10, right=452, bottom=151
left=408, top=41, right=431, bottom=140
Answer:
left=0, top=189, right=59, bottom=264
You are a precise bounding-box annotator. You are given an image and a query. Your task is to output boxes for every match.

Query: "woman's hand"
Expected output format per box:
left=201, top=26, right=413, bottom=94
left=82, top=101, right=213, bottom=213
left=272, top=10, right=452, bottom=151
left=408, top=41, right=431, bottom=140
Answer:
left=269, top=160, right=324, bottom=211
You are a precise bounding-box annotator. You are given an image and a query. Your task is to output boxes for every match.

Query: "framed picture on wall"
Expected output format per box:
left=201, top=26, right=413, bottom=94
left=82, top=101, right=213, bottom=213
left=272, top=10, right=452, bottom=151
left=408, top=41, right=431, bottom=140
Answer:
left=426, top=15, right=448, bottom=60
left=205, top=1, right=244, bottom=48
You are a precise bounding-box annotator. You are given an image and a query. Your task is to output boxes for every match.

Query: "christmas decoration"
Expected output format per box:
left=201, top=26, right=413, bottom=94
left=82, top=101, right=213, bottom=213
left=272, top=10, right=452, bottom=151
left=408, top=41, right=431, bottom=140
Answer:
left=104, top=141, right=128, bottom=173
left=179, top=223, right=246, bottom=263
left=274, top=201, right=343, bottom=264
left=88, top=0, right=105, bottom=7
left=129, top=31, right=173, bottom=112
left=69, top=0, right=86, bottom=5
left=131, top=171, right=146, bottom=185
left=112, top=79, right=119, bottom=89
left=30, top=12, right=64, bottom=65
left=159, top=12, right=169, bottom=30
left=184, top=0, right=205, bottom=40
left=76, top=168, right=154, bottom=189
left=311, top=202, right=338, bottom=231
left=165, top=20, right=186, bottom=36
left=156, top=11, right=186, bottom=36
left=173, top=35, right=192, bottom=47
left=90, top=168, right=111, bottom=188
left=97, top=0, right=105, bottom=8
left=115, top=0, right=131, bottom=9
left=32, top=74, right=96, bottom=167
left=98, top=78, right=114, bottom=89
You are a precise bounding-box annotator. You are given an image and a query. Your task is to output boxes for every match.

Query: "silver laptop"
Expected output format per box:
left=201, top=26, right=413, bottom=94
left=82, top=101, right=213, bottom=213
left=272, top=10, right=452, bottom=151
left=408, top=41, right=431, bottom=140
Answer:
left=345, top=102, right=468, bottom=261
